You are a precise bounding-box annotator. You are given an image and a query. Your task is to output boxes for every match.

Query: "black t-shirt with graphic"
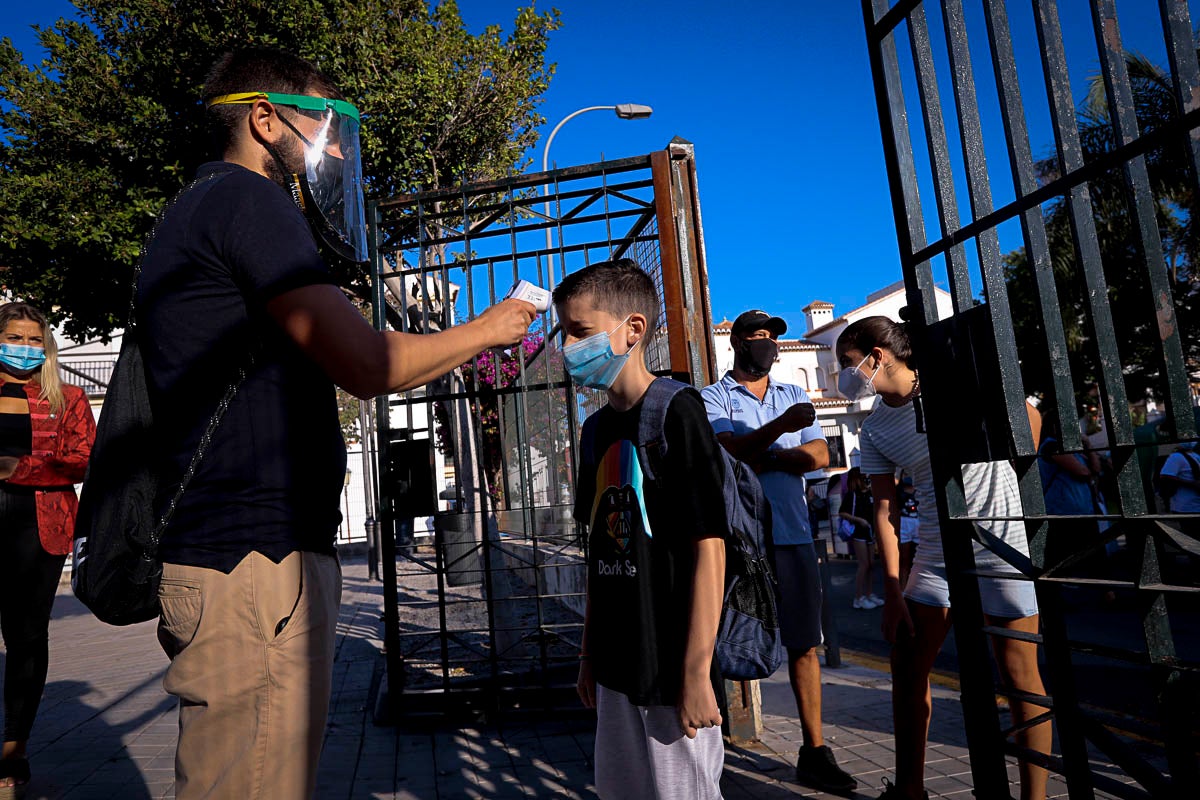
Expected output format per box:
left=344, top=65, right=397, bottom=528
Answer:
left=573, top=390, right=726, bottom=706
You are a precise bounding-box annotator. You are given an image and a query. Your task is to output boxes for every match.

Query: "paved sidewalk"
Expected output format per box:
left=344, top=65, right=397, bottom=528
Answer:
left=2, top=556, right=1120, bottom=799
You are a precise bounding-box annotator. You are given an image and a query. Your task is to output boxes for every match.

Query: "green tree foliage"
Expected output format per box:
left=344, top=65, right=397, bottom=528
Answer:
left=1004, top=51, right=1200, bottom=405
left=0, top=0, right=560, bottom=341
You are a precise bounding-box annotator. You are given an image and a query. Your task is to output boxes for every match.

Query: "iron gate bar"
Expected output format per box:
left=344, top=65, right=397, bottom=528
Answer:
left=375, top=154, right=652, bottom=209
left=864, top=1, right=1010, bottom=794
left=941, top=0, right=1035, bottom=458
left=868, top=0, right=941, bottom=325
left=981, top=0, right=1078, bottom=446
left=369, top=202, right=406, bottom=710
left=1092, top=0, right=1193, bottom=442
left=868, top=0, right=923, bottom=43
left=652, top=149, right=693, bottom=382
left=382, top=176, right=655, bottom=236
left=1160, top=0, right=1200, bottom=187
left=390, top=205, right=655, bottom=254
left=907, top=1, right=974, bottom=313
left=898, top=104, right=1200, bottom=275
left=376, top=231, right=659, bottom=274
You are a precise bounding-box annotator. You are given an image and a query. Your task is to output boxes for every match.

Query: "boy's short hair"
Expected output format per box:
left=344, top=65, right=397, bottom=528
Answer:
left=552, top=258, right=660, bottom=339
left=202, top=47, right=342, bottom=157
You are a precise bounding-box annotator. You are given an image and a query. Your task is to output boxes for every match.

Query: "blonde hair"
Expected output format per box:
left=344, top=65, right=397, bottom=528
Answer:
left=0, top=302, right=66, bottom=415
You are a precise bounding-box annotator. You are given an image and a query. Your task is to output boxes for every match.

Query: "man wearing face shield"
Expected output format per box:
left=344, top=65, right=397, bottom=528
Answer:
left=700, top=311, right=857, bottom=796
left=137, top=48, right=535, bottom=799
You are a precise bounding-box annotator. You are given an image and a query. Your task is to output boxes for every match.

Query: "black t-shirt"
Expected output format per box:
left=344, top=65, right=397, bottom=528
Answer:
left=137, top=161, right=346, bottom=572
left=839, top=489, right=874, bottom=537
left=573, top=390, right=726, bottom=706
left=0, top=382, right=32, bottom=457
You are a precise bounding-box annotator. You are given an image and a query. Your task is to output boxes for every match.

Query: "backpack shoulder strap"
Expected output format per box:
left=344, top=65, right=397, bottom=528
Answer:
left=579, top=412, right=601, bottom=474
left=1179, top=448, right=1200, bottom=477
left=129, top=171, right=225, bottom=331
left=636, top=377, right=691, bottom=484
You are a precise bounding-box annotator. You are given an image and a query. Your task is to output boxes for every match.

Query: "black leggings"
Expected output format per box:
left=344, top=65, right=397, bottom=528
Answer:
left=0, top=486, right=65, bottom=742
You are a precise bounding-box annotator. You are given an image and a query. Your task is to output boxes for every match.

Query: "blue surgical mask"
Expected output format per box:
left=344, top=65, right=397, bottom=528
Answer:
left=0, top=343, right=46, bottom=375
left=564, top=316, right=634, bottom=390
left=837, top=352, right=879, bottom=401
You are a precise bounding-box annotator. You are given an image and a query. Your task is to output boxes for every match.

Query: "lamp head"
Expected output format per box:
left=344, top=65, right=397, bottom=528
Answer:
left=614, top=103, right=653, bottom=120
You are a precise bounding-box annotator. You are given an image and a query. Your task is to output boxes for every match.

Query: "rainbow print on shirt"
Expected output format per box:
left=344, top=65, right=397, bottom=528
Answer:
left=589, top=439, right=653, bottom=555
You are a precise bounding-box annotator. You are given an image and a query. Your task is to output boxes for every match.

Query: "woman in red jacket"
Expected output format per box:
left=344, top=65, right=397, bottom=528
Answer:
left=0, top=302, right=96, bottom=797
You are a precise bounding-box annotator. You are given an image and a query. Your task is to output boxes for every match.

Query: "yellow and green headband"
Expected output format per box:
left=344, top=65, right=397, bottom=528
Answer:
left=205, top=91, right=360, bottom=123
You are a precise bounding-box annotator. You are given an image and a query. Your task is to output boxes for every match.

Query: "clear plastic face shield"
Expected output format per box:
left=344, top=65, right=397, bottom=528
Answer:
left=206, top=91, right=368, bottom=264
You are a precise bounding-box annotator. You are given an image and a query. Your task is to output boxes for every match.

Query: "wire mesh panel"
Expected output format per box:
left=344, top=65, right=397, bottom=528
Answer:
left=367, top=143, right=714, bottom=714
left=863, top=1, right=1199, bottom=797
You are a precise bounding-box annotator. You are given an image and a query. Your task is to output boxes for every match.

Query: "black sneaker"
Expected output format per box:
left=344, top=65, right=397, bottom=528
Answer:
left=877, top=777, right=929, bottom=800
left=795, top=744, right=857, bottom=796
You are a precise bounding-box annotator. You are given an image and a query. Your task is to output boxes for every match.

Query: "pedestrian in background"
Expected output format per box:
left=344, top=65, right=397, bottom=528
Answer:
left=836, top=316, right=1049, bottom=800
left=0, top=302, right=96, bottom=797
left=839, top=467, right=880, bottom=610
left=702, top=310, right=857, bottom=796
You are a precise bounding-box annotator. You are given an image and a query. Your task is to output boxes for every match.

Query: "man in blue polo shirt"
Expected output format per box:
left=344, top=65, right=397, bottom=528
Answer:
left=701, top=310, right=856, bottom=796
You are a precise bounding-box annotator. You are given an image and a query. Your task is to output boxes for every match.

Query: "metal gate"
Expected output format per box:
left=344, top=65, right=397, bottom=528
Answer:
left=864, top=1, right=1199, bottom=798
left=366, top=141, right=715, bottom=716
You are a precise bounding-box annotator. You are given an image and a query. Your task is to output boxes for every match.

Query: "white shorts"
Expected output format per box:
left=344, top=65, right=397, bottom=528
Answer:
left=904, top=541, right=1039, bottom=619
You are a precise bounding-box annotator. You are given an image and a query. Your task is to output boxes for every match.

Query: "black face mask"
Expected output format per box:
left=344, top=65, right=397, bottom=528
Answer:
left=735, top=338, right=778, bottom=378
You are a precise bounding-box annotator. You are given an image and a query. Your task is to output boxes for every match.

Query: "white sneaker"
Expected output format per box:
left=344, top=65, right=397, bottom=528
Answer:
left=867, top=594, right=883, bottom=608
left=853, top=597, right=867, bottom=610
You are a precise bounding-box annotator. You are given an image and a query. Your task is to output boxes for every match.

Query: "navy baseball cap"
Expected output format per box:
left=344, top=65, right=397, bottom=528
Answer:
left=731, top=309, right=787, bottom=337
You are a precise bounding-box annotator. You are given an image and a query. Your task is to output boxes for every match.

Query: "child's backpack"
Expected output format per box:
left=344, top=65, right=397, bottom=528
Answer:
left=635, top=378, right=784, bottom=681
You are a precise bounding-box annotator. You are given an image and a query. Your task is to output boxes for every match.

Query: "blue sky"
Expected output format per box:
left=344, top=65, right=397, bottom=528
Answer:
left=4, top=1, right=1195, bottom=333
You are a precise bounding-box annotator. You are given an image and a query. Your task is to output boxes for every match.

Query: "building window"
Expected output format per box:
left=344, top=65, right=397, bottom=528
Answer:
left=822, top=422, right=847, bottom=469
left=796, top=368, right=809, bottom=390
left=814, top=367, right=826, bottom=389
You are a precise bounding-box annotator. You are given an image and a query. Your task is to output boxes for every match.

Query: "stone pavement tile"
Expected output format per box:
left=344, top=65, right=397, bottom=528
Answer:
left=473, top=768, right=536, bottom=798
left=511, top=759, right=595, bottom=799
left=925, top=755, right=972, bottom=778
left=923, top=773, right=974, bottom=796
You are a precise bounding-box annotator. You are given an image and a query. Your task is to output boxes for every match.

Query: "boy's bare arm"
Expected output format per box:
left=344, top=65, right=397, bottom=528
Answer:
left=678, top=535, right=725, bottom=739
left=577, top=588, right=596, bottom=709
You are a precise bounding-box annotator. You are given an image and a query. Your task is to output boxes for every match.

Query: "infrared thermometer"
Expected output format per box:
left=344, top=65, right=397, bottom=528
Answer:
left=505, top=279, right=551, bottom=313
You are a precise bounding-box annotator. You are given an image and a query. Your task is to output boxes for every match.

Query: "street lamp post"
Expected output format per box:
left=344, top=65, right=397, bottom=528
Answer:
left=541, top=103, right=653, bottom=295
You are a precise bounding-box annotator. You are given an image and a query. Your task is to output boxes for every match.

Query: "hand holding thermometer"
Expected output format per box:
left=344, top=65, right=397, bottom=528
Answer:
left=505, top=279, right=551, bottom=313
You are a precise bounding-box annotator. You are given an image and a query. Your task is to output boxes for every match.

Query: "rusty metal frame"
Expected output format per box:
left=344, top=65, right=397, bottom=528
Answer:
left=368, top=143, right=715, bottom=717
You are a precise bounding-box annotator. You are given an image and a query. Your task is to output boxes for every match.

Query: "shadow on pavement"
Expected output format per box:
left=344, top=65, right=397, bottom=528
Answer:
left=22, top=677, right=172, bottom=800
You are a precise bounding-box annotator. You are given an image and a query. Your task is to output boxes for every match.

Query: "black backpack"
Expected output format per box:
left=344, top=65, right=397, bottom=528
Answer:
left=581, top=378, right=784, bottom=681
left=72, top=174, right=246, bottom=626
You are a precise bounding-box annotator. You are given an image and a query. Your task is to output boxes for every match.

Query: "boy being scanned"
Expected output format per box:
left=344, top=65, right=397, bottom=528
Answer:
left=556, top=259, right=727, bottom=799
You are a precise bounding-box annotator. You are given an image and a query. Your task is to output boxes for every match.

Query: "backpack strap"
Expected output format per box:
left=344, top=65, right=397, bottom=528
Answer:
left=1178, top=449, right=1200, bottom=481
left=636, top=378, right=692, bottom=485
left=579, top=412, right=600, bottom=476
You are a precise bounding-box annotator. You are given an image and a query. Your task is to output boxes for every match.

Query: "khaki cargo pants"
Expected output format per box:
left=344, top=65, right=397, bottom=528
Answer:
left=157, top=550, right=341, bottom=800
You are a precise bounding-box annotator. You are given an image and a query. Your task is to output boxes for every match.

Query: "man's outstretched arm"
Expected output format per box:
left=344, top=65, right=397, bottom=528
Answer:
left=268, top=284, right=535, bottom=399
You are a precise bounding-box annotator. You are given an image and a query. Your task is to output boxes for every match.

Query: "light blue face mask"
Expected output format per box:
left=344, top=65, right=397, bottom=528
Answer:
left=563, top=316, right=635, bottom=390
left=0, top=343, right=46, bottom=375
